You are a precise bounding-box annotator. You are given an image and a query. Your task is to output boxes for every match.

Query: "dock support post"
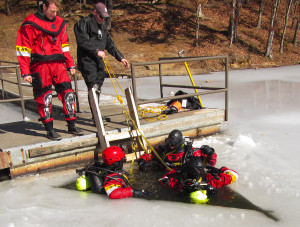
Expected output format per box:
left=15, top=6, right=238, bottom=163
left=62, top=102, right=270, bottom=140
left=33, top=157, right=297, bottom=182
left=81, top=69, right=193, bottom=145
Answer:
left=125, top=87, right=147, bottom=152
left=88, top=87, right=109, bottom=159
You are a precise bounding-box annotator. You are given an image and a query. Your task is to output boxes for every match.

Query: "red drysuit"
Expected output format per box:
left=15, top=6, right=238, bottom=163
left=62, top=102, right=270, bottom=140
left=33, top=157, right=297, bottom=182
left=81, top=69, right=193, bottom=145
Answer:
left=103, top=172, right=134, bottom=199
left=160, top=167, right=238, bottom=191
left=139, top=144, right=217, bottom=171
left=16, top=12, right=76, bottom=123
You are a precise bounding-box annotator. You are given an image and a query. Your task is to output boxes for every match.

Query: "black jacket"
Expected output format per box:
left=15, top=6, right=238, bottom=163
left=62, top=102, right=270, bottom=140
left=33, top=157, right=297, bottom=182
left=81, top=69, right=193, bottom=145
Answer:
left=74, top=14, right=124, bottom=69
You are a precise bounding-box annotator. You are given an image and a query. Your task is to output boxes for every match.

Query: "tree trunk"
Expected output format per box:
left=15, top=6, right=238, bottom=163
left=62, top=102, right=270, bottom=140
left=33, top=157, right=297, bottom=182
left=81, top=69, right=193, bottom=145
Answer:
left=105, top=0, right=113, bottom=30
left=257, top=0, right=265, bottom=28
left=280, top=0, right=293, bottom=53
left=194, top=4, right=202, bottom=46
left=292, top=0, right=299, bottom=28
left=79, top=0, right=87, bottom=9
left=265, top=0, right=281, bottom=58
left=5, top=0, right=10, bottom=16
left=229, top=0, right=236, bottom=46
left=229, top=0, right=242, bottom=47
left=293, top=19, right=299, bottom=46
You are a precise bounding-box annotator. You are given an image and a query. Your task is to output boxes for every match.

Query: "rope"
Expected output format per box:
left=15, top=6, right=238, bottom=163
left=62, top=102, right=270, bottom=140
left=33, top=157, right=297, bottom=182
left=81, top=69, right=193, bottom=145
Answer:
left=138, top=105, right=168, bottom=121
left=104, top=57, right=167, bottom=121
left=103, top=57, right=172, bottom=171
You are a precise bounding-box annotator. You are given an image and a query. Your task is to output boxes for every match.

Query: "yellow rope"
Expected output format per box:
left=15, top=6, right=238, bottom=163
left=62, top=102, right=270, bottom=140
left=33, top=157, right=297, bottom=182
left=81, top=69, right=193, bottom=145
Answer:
left=138, top=105, right=168, bottom=121
left=103, top=57, right=172, bottom=171
left=103, top=57, right=167, bottom=121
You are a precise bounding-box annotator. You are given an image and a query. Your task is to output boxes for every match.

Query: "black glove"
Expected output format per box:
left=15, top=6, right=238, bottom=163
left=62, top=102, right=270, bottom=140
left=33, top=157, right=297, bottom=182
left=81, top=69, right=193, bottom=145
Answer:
left=200, top=145, right=215, bottom=156
left=158, top=176, right=170, bottom=186
left=132, top=189, right=150, bottom=198
left=206, top=165, right=220, bottom=173
left=120, top=144, right=127, bottom=151
left=138, top=159, right=148, bottom=172
left=184, top=141, right=193, bottom=157
left=206, top=165, right=220, bottom=180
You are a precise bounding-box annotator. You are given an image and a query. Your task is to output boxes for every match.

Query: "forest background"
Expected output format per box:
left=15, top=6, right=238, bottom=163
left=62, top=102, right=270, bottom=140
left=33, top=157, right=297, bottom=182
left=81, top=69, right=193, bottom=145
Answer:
left=0, top=0, right=299, bottom=77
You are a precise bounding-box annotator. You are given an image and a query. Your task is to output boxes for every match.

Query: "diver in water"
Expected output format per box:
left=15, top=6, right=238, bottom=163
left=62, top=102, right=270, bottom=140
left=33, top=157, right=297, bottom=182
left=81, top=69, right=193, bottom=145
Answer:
left=158, top=156, right=239, bottom=203
left=138, top=129, right=217, bottom=172
left=76, top=146, right=150, bottom=199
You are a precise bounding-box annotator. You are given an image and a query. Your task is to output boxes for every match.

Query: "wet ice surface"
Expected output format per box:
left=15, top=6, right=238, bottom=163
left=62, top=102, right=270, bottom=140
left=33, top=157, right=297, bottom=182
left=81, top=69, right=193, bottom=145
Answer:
left=1, top=65, right=300, bottom=226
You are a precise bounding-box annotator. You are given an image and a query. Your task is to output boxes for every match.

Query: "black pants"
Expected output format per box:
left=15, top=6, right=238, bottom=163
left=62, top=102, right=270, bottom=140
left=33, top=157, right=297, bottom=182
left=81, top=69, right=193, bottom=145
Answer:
left=80, top=56, right=106, bottom=90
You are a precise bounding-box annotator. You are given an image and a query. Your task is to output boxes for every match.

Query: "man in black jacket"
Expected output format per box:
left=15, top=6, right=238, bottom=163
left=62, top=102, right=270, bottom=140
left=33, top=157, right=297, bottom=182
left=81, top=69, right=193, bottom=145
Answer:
left=74, top=2, right=129, bottom=108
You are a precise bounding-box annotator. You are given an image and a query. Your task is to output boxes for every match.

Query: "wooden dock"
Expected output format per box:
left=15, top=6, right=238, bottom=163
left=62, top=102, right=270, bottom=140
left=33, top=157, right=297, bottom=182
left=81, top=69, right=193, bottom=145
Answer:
left=0, top=55, right=229, bottom=179
left=0, top=104, right=224, bottom=178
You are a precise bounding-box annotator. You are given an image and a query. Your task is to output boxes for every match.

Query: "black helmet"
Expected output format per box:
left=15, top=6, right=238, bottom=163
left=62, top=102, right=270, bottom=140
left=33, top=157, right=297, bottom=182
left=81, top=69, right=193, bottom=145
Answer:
left=165, top=129, right=184, bottom=151
left=186, top=157, right=205, bottom=181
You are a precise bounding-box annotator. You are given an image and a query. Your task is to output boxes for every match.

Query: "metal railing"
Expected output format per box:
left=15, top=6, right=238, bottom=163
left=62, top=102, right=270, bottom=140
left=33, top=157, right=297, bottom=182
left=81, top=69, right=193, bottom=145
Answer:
left=130, top=55, right=229, bottom=120
left=0, top=60, right=81, bottom=120
left=0, top=61, right=28, bottom=119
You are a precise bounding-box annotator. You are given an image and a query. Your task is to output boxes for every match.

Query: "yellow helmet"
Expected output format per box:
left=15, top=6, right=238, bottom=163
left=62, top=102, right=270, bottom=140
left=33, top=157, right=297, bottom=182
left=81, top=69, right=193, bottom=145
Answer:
left=76, top=175, right=91, bottom=191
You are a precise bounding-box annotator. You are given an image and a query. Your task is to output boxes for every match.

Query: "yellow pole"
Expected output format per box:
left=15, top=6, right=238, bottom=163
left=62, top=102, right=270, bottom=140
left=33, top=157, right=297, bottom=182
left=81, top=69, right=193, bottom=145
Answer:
left=183, top=61, right=203, bottom=108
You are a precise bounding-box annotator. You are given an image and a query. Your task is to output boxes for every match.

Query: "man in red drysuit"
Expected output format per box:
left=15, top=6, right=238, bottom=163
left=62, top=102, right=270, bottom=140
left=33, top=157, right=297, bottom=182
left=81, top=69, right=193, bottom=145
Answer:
left=16, top=0, right=82, bottom=140
left=138, top=129, right=217, bottom=172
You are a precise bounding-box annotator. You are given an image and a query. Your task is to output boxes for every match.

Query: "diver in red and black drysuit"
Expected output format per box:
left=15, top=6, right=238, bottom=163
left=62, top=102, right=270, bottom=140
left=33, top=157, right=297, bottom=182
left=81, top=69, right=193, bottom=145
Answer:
left=16, top=0, right=82, bottom=140
left=138, top=129, right=217, bottom=172
left=79, top=146, right=150, bottom=199
left=159, top=156, right=239, bottom=196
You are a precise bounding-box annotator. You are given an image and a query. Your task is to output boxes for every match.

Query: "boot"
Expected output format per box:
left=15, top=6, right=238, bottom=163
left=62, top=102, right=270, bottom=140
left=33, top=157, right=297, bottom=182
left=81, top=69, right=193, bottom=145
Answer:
left=67, top=120, right=84, bottom=136
left=44, top=121, right=62, bottom=141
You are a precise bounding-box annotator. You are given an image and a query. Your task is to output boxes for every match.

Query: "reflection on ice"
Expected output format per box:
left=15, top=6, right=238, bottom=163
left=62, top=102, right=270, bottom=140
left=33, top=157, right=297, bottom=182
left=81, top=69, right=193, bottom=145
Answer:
left=230, top=80, right=300, bottom=115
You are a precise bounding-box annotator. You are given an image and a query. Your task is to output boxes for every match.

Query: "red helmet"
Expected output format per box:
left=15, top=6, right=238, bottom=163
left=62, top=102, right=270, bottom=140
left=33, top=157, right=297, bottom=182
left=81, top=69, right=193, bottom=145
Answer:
left=102, top=146, right=126, bottom=165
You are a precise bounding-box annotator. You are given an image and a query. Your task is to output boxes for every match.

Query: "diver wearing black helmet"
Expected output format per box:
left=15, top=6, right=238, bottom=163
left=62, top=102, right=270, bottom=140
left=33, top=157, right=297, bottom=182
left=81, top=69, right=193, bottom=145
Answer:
left=158, top=156, right=239, bottom=203
left=138, top=129, right=217, bottom=172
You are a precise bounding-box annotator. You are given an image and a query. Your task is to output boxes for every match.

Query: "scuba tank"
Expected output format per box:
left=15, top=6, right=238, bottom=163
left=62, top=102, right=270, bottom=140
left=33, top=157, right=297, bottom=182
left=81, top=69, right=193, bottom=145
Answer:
left=76, top=162, right=130, bottom=194
left=76, top=162, right=107, bottom=194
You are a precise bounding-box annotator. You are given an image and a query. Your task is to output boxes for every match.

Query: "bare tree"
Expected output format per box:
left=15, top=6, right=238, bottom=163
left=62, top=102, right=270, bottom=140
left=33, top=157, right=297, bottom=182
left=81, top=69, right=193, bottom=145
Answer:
left=292, top=0, right=299, bottom=27
left=257, top=0, right=265, bottom=28
left=79, top=0, right=87, bottom=9
left=195, top=4, right=201, bottom=46
left=293, top=19, right=299, bottom=46
left=292, top=0, right=300, bottom=46
left=265, top=0, right=281, bottom=59
left=5, top=0, right=11, bottom=16
left=195, top=2, right=203, bottom=46
left=280, top=0, right=294, bottom=53
left=193, top=0, right=208, bottom=46
left=229, top=0, right=242, bottom=47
